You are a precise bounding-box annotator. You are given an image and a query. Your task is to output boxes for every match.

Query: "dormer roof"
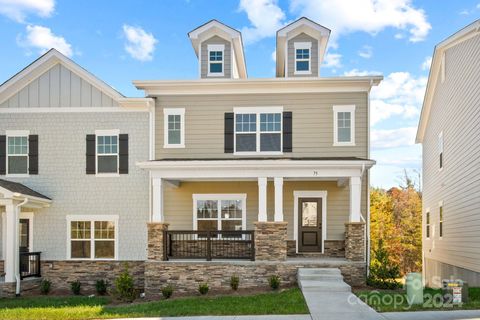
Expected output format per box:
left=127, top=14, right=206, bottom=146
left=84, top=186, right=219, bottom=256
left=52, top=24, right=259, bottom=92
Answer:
left=276, top=17, right=331, bottom=77
left=188, top=19, right=247, bottom=79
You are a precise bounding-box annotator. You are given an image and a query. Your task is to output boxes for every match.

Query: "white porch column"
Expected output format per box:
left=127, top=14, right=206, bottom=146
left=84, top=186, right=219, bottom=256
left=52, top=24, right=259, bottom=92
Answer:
left=257, top=177, right=268, bottom=222
left=4, top=200, right=19, bottom=283
left=152, top=177, right=164, bottom=222
left=274, top=177, right=284, bottom=222
left=349, top=176, right=362, bottom=222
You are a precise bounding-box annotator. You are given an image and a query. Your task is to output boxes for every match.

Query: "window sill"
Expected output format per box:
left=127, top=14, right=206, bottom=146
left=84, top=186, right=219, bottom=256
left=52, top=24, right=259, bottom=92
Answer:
left=233, top=151, right=284, bottom=156
left=333, top=142, right=356, bottom=147
left=207, top=73, right=225, bottom=77
left=164, top=144, right=185, bottom=149
left=5, top=174, right=30, bottom=178
left=294, top=71, right=311, bottom=75
left=95, top=173, right=120, bottom=178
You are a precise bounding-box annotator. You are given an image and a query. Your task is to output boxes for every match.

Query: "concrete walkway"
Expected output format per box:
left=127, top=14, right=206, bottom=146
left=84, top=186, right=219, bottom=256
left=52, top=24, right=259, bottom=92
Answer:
left=298, top=268, right=385, bottom=320
left=115, top=316, right=311, bottom=320
left=383, top=310, right=480, bottom=320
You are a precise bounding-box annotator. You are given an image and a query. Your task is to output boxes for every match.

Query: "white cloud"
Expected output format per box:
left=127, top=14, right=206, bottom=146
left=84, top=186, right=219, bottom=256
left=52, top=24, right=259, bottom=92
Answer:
left=271, top=50, right=276, bottom=62
left=421, top=56, right=432, bottom=71
left=370, top=71, right=427, bottom=125
left=18, top=25, right=72, bottom=57
left=322, top=53, right=342, bottom=68
left=371, top=127, right=417, bottom=149
left=122, top=25, right=157, bottom=62
left=358, top=45, right=373, bottom=59
left=0, top=0, right=54, bottom=22
left=343, top=69, right=381, bottom=76
left=239, top=0, right=286, bottom=44
left=290, top=0, right=431, bottom=43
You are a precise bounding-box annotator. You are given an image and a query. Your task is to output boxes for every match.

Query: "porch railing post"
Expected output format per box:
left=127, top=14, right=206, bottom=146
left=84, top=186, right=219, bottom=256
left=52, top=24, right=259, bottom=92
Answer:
left=206, top=231, right=212, bottom=261
left=37, top=252, right=41, bottom=277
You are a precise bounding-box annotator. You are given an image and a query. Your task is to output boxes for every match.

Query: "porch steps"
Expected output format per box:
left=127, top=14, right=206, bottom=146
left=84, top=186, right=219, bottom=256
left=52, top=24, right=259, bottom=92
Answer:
left=297, top=268, right=351, bottom=292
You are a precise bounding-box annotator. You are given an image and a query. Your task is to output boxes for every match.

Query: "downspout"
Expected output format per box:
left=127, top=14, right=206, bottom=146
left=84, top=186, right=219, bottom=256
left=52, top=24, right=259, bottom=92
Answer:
left=15, top=198, right=29, bottom=296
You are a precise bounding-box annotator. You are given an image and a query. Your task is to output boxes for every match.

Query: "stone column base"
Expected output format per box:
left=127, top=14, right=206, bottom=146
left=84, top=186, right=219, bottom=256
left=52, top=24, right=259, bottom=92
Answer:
left=147, top=222, right=169, bottom=261
left=345, top=222, right=366, bottom=261
left=254, top=221, right=287, bottom=261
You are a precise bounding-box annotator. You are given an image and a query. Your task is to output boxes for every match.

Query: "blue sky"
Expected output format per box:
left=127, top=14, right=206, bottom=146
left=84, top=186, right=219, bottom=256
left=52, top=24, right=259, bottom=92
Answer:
left=0, top=0, right=479, bottom=189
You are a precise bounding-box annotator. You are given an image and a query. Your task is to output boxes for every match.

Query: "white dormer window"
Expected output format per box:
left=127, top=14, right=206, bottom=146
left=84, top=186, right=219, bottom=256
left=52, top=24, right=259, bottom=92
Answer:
left=208, top=44, right=224, bottom=76
left=294, top=42, right=311, bottom=75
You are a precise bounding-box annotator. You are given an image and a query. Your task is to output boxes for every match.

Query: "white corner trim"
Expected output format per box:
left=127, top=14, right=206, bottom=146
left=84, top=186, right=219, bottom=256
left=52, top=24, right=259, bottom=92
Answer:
left=66, top=214, right=119, bottom=260
left=293, top=190, right=327, bottom=254
left=163, top=108, right=186, bottom=148
left=333, top=105, right=356, bottom=146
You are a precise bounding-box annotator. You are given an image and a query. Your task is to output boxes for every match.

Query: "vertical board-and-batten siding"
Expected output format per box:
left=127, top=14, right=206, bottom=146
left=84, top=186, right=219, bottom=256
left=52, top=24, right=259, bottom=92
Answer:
left=0, top=64, right=118, bottom=108
left=155, top=92, right=368, bottom=159
left=200, top=35, right=232, bottom=79
left=287, top=33, right=319, bottom=77
left=423, top=33, right=480, bottom=276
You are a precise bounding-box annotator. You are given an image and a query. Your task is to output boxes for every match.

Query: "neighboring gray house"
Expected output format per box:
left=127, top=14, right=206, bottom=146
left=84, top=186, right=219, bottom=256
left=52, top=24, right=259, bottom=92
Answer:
left=417, top=19, right=480, bottom=287
left=0, top=17, right=382, bottom=296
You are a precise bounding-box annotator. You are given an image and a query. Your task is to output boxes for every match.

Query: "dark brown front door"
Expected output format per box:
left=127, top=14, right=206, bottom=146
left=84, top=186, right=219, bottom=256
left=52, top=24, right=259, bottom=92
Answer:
left=298, top=198, right=322, bottom=252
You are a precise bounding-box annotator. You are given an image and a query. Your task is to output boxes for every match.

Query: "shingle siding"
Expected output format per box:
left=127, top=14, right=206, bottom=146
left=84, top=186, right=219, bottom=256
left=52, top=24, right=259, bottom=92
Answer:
left=423, top=33, right=480, bottom=276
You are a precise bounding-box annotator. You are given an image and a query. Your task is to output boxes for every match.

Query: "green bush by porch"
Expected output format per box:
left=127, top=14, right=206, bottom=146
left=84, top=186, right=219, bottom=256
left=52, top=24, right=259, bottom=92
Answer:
left=0, top=288, right=308, bottom=320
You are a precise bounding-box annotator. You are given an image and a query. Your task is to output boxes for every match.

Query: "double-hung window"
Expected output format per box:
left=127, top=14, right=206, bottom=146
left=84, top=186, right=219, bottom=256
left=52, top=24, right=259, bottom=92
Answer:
left=163, top=108, right=185, bottom=148
left=294, top=42, right=311, bottom=74
left=6, top=131, right=29, bottom=175
left=193, top=194, right=246, bottom=234
left=438, top=131, right=443, bottom=170
left=208, top=44, right=224, bottom=76
left=425, top=210, right=430, bottom=239
left=333, top=105, right=356, bottom=146
left=96, top=130, right=119, bottom=174
left=234, top=107, right=283, bottom=154
left=68, top=215, right=117, bottom=260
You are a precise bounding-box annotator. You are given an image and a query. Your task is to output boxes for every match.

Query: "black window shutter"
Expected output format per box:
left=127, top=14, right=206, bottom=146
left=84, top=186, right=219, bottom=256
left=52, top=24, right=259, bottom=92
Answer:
left=0, top=135, right=6, bottom=175
left=86, top=134, right=96, bottom=174
left=28, top=135, right=39, bottom=175
left=283, top=111, right=292, bottom=152
left=119, top=134, right=129, bottom=174
left=224, top=112, right=234, bottom=153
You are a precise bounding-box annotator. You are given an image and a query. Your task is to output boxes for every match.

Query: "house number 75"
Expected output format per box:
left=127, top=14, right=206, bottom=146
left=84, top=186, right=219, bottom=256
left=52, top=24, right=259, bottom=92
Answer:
left=313, top=171, right=318, bottom=176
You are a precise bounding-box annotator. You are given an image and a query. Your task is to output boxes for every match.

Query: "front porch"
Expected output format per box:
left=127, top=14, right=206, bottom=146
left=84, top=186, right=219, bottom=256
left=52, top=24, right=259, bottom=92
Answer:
left=139, top=158, right=372, bottom=267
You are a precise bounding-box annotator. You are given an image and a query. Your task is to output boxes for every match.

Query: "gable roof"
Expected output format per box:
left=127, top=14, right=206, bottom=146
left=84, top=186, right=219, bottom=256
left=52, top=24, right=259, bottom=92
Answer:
left=188, top=19, right=247, bottom=79
left=416, top=19, right=480, bottom=143
left=276, top=17, right=331, bottom=77
left=0, top=49, right=125, bottom=106
left=0, top=179, right=51, bottom=201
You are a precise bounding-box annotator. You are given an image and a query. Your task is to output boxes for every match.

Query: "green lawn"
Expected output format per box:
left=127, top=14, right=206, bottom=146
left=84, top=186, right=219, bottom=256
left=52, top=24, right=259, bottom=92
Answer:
left=355, top=287, right=480, bottom=312
left=0, top=288, right=309, bottom=320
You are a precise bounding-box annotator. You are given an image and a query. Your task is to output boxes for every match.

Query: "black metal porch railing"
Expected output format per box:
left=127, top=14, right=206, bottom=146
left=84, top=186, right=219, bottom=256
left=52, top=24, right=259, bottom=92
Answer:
left=19, top=252, right=41, bottom=280
left=164, top=230, right=255, bottom=261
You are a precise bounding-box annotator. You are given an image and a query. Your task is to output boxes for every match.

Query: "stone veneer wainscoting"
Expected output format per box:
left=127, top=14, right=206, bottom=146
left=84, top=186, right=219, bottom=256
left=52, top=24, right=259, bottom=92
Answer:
left=345, top=222, right=366, bottom=261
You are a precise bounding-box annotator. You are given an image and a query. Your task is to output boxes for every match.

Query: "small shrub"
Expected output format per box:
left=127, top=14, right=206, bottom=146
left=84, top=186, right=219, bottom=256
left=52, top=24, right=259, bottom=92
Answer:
left=161, top=285, right=174, bottom=299
left=198, top=283, right=209, bottom=295
left=269, top=275, right=281, bottom=290
left=230, top=275, right=240, bottom=291
left=96, top=279, right=108, bottom=295
left=40, top=279, right=51, bottom=295
left=115, top=264, right=136, bottom=301
left=368, top=239, right=401, bottom=289
left=71, top=280, right=81, bottom=295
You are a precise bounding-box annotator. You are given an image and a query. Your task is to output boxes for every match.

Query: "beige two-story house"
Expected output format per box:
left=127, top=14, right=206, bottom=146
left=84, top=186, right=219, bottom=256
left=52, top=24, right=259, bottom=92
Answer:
left=417, top=19, right=480, bottom=287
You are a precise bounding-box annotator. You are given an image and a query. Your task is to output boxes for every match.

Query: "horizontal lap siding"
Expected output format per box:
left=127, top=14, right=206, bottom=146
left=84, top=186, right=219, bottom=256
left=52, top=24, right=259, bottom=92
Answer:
left=163, top=180, right=363, bottom=241
left=155, top=92, right=368, bottom=159
left=423, top=34, right=480, bottom=272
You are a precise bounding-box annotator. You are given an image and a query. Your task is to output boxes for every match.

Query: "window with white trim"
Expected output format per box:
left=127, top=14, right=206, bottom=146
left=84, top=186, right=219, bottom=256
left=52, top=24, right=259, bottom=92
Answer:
left=68, top=216, right=117, bottom=260
left=193, top=194, right=246, bottom=233
left=164, top=108, right=185, bottom=148
left=333, top=105, right=355, bottom=146
left=208, top=44, right=224, bottom=76
left=294, top=42, right=311, bottom=74
left=96, top=130, right=119, bottom=174
left=438, top=131, right=443, bottom=170
left=425, top=210, right=430, bottom=239
left=7, top=132, right=29, bottom=175
left=234, top=107, right=283, bottom=154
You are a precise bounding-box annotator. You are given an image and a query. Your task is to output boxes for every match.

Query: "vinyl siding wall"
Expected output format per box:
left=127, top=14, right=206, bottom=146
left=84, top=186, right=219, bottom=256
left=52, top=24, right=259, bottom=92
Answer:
left=423, top=33, right=480, bottom=279
left=200, top=36, right=232, bottom=79
left=287, top=33, right=319, bottom=77
left=155, top=92, right=368, bottom=159
left=164, top=180, right=367, bottom=240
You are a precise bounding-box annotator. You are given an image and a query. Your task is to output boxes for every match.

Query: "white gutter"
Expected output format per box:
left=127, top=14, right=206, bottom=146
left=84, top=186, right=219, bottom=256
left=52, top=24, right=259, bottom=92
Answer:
left=15, top=198, right=29, bottom=296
